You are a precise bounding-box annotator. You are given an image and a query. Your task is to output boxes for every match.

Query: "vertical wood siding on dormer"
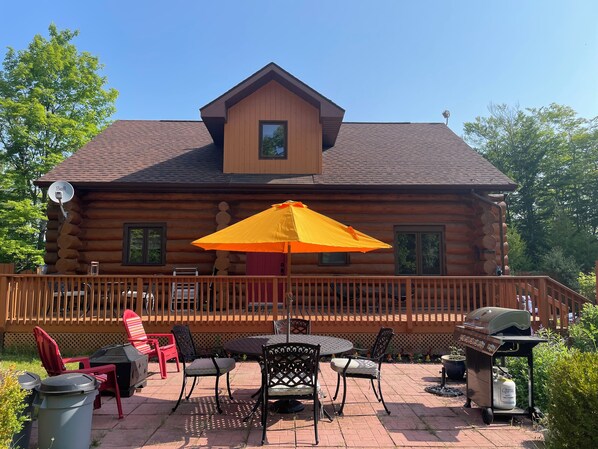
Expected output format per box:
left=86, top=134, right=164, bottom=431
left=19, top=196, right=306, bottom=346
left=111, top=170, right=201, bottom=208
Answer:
left=223, top=81, right=322, bottom=174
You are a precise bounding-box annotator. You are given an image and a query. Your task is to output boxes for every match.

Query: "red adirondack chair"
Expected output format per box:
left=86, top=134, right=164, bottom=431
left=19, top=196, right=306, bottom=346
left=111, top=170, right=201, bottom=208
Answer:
left=33, top=326, right=124, bottom=419
left=123, top=309, right=180, bottom=379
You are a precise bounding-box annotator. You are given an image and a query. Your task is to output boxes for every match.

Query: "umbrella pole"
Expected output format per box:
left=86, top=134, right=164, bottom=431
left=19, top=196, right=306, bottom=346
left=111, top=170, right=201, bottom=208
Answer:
left=286, top=249, right=292, bottom=343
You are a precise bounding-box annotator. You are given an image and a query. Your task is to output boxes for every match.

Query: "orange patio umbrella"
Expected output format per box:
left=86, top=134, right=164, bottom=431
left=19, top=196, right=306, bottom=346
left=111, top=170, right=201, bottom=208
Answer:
left=192, top=200, right=391, bottom=339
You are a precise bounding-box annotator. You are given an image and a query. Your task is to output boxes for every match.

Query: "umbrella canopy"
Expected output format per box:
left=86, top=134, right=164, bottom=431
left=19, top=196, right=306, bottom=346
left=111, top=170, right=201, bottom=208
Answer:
left=191, top=200, right=391, bottom=254
left=192, top=200, right=391, bottom=341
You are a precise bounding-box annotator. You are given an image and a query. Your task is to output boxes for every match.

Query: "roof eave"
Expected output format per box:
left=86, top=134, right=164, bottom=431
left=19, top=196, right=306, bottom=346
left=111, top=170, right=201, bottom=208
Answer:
left=34, top=180, right=517, bottom=195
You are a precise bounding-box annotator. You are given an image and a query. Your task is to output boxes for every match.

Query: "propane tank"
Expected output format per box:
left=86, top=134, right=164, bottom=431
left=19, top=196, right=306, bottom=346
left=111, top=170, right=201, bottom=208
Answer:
left=493, top=367, right=516, bottom=409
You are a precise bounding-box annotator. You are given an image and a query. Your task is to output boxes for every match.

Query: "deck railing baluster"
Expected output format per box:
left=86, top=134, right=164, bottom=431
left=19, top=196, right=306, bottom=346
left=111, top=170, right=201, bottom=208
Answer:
left=0, top=274, right=590, bottom=336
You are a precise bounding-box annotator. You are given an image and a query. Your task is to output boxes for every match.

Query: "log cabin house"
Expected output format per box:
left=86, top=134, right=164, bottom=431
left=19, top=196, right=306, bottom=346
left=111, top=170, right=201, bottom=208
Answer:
left=37, top=62, right=516, bottom=278
left=2, top=63, right=587, bottom=354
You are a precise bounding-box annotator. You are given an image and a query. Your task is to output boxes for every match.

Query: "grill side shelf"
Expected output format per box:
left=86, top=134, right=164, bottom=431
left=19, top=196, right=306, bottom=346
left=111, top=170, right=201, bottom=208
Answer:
left=454, top=326, right=503, bottom=356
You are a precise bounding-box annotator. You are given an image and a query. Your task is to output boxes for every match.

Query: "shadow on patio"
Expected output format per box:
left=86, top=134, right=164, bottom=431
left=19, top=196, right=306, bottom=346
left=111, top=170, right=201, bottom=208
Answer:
left=27, top=362, right=545, bottom=449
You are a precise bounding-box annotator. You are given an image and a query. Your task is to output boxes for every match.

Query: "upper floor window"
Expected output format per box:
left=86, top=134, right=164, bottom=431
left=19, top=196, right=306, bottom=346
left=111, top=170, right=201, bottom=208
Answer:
left=259, top=121, right=287, bottom=159
left=394, top=225, right=444, bottom=275
left=123, top=223, right=166, bottom=265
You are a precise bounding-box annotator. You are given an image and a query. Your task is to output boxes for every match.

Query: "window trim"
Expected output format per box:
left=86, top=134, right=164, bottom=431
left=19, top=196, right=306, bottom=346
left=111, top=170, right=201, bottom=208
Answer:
left=123, top=223, right=166, bottom=266
left=318, top=252, right=350, bottom=266
left=393, top=225, right=445, bottom=275
left=259, top=120, right=288, bottom=159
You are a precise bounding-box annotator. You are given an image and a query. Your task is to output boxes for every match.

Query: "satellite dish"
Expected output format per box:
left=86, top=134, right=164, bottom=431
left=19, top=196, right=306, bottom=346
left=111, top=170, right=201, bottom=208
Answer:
left=48, top=181, right=74, bottom=204
left=48, top=181, right=74, bottom=219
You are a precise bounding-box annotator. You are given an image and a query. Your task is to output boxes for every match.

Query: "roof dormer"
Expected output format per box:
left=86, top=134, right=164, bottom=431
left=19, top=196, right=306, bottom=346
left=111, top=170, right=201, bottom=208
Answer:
left=200, top=63, right=345, bottom=175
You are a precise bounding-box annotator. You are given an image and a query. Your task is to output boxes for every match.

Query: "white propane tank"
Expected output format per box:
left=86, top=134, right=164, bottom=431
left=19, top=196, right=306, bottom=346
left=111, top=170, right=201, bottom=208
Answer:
left=493, top=367, right=516, bottom=409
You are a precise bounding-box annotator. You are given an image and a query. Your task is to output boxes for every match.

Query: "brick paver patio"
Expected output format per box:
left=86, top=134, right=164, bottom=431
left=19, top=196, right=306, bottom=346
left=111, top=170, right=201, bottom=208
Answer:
left=28, top=361, right=545, bottom=448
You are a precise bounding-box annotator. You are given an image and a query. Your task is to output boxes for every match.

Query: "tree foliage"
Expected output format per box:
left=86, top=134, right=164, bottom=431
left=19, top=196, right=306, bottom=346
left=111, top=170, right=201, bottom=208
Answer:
left=464, top=104, right=598, bottom=288
left=0, top=24, right=117, bottom=271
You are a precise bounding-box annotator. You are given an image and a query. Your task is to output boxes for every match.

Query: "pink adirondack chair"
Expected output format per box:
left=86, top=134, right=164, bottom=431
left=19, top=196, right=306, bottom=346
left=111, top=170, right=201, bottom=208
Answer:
left=33, top=326, right=124, bottom=419
left=122, top=309, right=180, bottom=379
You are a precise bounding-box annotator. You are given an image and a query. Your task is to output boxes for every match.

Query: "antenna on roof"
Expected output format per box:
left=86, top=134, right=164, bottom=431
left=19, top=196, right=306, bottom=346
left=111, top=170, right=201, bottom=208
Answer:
left=442, top=110, right=450, bottom=125
left=48, top=181, right=74, bottom=219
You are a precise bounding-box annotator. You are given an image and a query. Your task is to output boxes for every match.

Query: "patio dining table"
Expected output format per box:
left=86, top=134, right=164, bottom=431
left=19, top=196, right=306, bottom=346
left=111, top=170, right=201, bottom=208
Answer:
left=224, top=334, right=353, bottom=358
left=224, top=334, right=353, bottom=416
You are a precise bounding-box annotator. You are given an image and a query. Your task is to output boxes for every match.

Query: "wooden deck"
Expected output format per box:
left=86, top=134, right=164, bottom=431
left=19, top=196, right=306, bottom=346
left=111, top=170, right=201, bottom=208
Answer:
left=1, top=274, right=588, bottom=338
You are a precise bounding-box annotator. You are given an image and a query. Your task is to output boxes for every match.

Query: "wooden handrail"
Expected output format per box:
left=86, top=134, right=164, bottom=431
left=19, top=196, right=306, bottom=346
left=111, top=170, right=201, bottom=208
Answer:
left=0, top=274, right=590, bottom=335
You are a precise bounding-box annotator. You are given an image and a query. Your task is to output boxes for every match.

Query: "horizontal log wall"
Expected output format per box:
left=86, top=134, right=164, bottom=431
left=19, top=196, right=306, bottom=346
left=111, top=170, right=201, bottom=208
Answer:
left=44, top=191, right=498, bottom=277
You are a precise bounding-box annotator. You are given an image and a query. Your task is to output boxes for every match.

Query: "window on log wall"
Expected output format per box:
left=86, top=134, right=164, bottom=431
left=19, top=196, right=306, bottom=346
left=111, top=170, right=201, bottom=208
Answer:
left=123, top=223, right=166, bottom=265
left=394, top=225, right=444, bottom=275
left=319, top=252, right=350, bottom=266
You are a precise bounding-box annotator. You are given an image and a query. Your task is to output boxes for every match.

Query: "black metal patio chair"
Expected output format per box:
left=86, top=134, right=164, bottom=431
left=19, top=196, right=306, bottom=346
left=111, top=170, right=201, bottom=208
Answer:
left=330, top=327, right=395, bottom=415
left=171, top=324, right=236, bottom=413
left=261, top=343, right=322, bottom=445
left=272, top=318, right=311, bottom=335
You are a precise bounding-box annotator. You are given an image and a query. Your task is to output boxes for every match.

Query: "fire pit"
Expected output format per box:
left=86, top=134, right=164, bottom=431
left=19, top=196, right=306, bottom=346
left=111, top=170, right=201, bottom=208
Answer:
left=90, top=343, right=148, bottom=397
left=454, top=306, right=546, bottom=424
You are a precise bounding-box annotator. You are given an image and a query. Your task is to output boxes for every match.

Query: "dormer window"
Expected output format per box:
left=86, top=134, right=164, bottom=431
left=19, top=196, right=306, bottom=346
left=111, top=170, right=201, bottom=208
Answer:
left=259, top=121, right=287, bottom=159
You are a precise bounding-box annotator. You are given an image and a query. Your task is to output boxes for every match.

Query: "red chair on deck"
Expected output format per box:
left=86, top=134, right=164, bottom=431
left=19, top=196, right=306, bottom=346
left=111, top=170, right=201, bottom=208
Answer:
left=123, top=309, right=180, bottom=379
left=33, top=326, right=124, bottom=419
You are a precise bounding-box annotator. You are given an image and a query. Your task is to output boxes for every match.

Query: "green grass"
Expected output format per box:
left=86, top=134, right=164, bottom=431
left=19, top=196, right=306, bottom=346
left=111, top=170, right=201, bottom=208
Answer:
left=0, top=351, right=48, bottom=379
left=0, top=349, right=47, bottom=378
left=1, top=348, right=89, bottom=378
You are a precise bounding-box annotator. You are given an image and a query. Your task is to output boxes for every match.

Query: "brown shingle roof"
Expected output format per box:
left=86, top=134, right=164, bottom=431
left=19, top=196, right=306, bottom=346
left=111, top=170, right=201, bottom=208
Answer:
left=37, top=120, right=516, bottom=191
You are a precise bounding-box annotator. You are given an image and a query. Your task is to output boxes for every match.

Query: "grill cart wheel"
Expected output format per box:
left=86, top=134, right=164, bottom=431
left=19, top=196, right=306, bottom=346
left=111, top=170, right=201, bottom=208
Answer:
left=482, top=407, right=494, bottom=425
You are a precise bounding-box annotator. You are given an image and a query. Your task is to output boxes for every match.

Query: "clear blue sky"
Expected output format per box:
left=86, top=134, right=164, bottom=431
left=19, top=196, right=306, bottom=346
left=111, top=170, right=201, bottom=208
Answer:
left=1, top=1, right=597, bottom=136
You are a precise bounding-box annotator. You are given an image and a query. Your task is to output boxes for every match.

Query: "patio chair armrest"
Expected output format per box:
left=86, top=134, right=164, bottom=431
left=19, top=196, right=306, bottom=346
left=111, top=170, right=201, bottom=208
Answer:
left=339, top=353, right=378, bottom=374
left=127, top=337, right=161, bottom=349
left=73, top=364, right=117, bottom=376
left=63, top=356, right=91, bottom=369
left=340, top=355, right=355, bottom=373
left=353, top=347, right=369, bottom=355
left=146, top=333, right=176, bottom=345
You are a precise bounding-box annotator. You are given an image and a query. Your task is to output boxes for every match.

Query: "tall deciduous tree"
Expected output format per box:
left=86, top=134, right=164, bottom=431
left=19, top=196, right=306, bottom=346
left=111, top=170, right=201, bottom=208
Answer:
left=464, top=104, right=555, bottom=262
left=0, top=24, right=117, bottom=271
left=465, top=103, right=598, bottom=276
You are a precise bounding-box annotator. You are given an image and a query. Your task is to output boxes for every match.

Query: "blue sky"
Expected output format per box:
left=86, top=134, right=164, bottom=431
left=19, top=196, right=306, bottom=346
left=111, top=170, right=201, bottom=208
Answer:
left=1, top=1, right=597, bottom=136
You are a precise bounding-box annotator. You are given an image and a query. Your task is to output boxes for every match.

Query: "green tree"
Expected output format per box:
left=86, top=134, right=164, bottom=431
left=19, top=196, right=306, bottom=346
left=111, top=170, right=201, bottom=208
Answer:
left=0, top=24, right=117, bottom=271
left=464, top=104, right=598, bottom=278
left=464, top=104, right=556, bottom=261
left=545, top=211, right=598, bottom=272
left=539, top=247, right=580, bottom=290
left=505, top=224, right=532, bottom=273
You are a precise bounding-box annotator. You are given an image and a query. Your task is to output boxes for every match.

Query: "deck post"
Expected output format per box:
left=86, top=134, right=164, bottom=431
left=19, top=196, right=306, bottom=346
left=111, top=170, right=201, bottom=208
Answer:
left=0, top=276, right=8, bottom=339
left=538, top=277, right=549, bottom=328
left=136, top=277, right=144, bottom=316
left=273, top=278, right=279, bottom=320
left=406, top=279, right=413, bottom=331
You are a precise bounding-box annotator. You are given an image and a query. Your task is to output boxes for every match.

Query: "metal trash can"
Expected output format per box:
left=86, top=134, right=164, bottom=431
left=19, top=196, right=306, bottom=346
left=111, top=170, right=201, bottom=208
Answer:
left=36, top=373, right=99, bottom=449
left=11, top=371, right=41, bottom=449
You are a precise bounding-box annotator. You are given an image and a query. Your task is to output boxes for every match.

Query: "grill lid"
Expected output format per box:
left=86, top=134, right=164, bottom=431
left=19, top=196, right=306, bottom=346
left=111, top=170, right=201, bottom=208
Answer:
left=463, top=307, right=530, bottom=335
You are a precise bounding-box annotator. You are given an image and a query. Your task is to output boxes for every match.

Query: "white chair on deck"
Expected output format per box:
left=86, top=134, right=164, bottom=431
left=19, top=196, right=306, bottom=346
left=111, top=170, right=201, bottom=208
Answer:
left=122, top=289, right=155, bottom=311
left=48, top=280, right=91, bottom=316
left=171, top=267, right=199, bottom=311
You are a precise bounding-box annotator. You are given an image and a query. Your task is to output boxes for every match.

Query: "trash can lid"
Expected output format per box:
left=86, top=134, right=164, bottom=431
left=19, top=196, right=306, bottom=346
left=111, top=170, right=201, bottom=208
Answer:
left=38, top=373, right=98, bottom=394
left=18, top=372, right=42, bottom=390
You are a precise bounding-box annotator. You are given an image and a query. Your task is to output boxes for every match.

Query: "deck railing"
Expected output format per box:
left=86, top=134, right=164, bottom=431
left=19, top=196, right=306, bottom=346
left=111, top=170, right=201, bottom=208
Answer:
left=0, top=274, right=589, bottom=335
